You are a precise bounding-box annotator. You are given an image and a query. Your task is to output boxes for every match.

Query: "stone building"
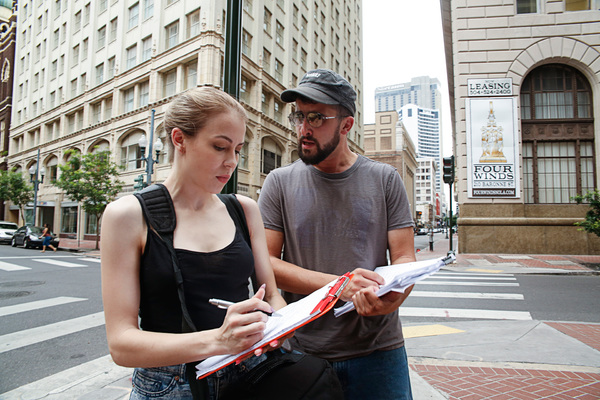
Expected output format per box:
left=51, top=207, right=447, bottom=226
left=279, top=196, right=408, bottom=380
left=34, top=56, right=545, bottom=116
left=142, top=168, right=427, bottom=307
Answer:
left=364, top=110, right=418, bottom=221
left=441, top=0, right=600, bottom=254
left=9, top=0, right=363, bottom=242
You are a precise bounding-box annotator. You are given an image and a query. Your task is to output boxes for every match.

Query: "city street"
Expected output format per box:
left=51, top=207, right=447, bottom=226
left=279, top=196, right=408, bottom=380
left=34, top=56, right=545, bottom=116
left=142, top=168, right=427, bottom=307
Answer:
left=0, top=242, right=599, bottom=398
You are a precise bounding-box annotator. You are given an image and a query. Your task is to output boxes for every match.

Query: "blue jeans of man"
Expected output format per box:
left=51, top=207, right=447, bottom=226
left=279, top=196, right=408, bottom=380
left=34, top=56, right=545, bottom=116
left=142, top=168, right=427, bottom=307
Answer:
left=331, top=346, right=413, bottom=400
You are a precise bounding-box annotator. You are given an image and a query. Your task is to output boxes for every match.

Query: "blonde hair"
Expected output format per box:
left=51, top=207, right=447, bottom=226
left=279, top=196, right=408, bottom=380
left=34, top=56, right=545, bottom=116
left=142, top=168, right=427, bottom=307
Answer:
left=164, top=87, right=247, bottom=162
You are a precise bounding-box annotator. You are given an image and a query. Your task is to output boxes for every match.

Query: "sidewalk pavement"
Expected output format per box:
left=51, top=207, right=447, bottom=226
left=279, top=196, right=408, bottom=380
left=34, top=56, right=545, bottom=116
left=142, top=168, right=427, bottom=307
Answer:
left=9, top=235, right=597, bottom=399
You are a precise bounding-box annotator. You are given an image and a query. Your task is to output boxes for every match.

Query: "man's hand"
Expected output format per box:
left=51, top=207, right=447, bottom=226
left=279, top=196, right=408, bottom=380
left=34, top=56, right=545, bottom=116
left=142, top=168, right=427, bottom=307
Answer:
left=352, top=285, right=414, bottom=317
left=340, top=268, right=385, bottom=302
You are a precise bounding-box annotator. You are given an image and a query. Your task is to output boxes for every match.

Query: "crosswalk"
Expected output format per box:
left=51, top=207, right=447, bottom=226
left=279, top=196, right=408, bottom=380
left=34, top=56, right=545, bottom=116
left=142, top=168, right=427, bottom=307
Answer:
left=0, top=256, right=100, bottom=271
left=0, top=259, right=532, bottom=398
left=401, top=271, right=532, bottom=320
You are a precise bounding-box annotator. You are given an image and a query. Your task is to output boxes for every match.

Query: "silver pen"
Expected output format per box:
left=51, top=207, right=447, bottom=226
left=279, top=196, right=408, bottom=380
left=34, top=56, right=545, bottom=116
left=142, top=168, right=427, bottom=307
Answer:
left=208, top=298, right=281, bottom=317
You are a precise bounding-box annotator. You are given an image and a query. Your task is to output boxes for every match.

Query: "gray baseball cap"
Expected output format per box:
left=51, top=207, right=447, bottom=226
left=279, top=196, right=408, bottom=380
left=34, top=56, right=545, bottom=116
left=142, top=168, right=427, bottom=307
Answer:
left=280, top=69, right=356, bottom=116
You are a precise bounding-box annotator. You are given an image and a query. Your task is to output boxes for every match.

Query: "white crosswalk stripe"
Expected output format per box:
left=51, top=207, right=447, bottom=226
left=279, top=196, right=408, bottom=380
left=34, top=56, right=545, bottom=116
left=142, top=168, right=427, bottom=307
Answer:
left=0, top=297, right=87, bottom=317
left=32, top=258, right=88, bottom=268
left=402, top=271, right=532, bottom=320
left=0, top=312, right=105, bottom=354
left=0, top=260, right=31, bottom=271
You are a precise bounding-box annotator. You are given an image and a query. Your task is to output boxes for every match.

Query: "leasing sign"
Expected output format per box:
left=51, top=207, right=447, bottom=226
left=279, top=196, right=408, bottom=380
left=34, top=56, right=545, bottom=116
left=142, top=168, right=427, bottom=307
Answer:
left=466, top=97, right=520, bottom=198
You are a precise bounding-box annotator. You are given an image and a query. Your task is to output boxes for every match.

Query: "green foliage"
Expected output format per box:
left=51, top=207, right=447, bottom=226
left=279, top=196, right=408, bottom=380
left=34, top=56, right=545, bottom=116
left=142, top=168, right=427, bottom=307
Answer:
left=572, top=189, right=600, bottom=237
left=56, top=149, right=124, bottom=249
left=0, top=169, right=33, bottom=223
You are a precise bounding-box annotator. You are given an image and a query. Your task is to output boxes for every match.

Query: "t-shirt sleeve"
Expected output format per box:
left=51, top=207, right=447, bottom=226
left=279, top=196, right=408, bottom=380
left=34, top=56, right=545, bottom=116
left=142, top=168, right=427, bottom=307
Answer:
left=385, top=169, right=415, bottom=231
left=257, top=171, right=284, bottom=232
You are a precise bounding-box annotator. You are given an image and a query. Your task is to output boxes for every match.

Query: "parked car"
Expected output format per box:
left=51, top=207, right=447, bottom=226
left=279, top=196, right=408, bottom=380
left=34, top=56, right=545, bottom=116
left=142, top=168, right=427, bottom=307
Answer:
left=416, top=227, right=429, bottom=235
left=11, top=225, right=60, bottom=249
left=0, top=221, right=18, bottom=244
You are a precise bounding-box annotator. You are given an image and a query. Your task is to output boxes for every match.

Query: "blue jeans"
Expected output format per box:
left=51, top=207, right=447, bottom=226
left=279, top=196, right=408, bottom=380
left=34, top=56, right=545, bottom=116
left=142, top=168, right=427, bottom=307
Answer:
left=129, top=354, right=269, bottom=399
left=332, top=346, right=413, bottom=400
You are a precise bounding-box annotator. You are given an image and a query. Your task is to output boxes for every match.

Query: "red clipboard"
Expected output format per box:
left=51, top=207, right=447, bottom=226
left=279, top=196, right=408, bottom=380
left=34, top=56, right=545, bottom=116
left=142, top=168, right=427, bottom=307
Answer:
left=196, top=272, right=354, bottom=380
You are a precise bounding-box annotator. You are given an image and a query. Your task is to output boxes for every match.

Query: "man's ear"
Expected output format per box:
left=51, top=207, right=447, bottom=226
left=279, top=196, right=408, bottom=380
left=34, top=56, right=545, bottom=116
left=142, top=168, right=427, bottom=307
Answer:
left=171, top=128, right=185, bottom=155
left=340, top=116, right=355, bottom=136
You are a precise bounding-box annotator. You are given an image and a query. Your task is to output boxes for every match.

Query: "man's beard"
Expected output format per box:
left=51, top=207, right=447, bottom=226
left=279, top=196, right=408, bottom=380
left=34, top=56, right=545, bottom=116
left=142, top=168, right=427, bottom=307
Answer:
left=298, top=126, right=341, bottom=165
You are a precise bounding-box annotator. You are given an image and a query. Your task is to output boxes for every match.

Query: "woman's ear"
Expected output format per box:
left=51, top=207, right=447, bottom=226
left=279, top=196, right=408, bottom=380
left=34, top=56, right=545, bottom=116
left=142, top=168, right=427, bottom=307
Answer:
left=171, top=128, right=185, bottom=155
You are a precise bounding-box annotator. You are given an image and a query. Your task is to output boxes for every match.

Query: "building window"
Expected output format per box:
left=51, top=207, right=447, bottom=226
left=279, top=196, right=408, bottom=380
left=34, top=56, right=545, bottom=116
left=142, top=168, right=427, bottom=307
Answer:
left=261, top=138, right=281, bottom=174
left=263, top=7, right=272, bottom=33
left=128, top=3, right=139, bottom=29
left=126, top=45, right=137, bottom=69
left=61, top=206, right=78, bottom=234
left=185, top=60, right=197, bottom=90
left=110, top=18, right=118, bottom=42
left=123, top=87, right=134, bottom=112
left=91, top=101, right=102, bottom=123
left=165, top=21, right=179, bottom=49
left=517, top=0, right=538, bottom=14
left=97, top=25, right=106, bottom=48
left=187, top=9, right=200, bottom=38
left=275, top=21, right=284, bottom=45
left=121, top=131, right=144, bottom=171
left=521, top=64, right=595, bottom=204
left=139, top=81, right=149, bottom=106
left=274, top=59, right=283, bottom=83
left=142, top=36, right=152, bottom=61
left=565, top=0, right=591, bottom=11
left=144, top=0, right=153, bottom=19
left=240, top=76, right=250, bottom=103
left=163, top=68, right=176, bottom=97
left=107, top=57, right=115, bottom=79
left=242, top=30, right=251, bottom=56
left=263, top=48, right=271, bottom=73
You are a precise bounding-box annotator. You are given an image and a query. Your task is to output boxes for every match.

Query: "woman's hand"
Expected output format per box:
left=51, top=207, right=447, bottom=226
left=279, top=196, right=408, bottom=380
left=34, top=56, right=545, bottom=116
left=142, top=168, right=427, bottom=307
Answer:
left=215, top=284, right=274, bottom=355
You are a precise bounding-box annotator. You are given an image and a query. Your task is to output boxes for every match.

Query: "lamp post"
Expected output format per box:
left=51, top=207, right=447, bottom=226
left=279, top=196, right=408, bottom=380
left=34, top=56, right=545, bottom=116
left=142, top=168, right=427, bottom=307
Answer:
left=28, top=148, right=45, bottom=226
left=136, top=109, right=163, bottom=189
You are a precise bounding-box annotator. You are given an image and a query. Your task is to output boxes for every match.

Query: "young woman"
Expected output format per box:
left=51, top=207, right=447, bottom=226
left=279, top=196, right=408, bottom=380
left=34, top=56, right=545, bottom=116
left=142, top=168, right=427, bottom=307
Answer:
left=40, top=223, right=57, bottom=252
left=101, top=87, right=287, bottom=399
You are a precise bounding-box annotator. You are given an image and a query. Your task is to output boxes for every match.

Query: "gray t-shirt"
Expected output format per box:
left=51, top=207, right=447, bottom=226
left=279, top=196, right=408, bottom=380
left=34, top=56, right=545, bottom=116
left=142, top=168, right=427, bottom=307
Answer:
left=258, top=154, right=414, bottom=361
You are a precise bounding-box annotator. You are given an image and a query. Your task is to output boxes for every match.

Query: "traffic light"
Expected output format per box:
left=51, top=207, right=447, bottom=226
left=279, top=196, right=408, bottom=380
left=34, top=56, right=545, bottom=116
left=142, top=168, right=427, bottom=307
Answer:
left=443, top=156, right=455, bottom=184
left=134, top=174, right=147, bottom=191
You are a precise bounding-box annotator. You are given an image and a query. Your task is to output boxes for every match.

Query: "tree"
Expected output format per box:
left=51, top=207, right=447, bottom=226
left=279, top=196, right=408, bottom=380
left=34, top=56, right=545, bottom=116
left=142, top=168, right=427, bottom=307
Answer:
left=572, top=189, right=600, bottom=237
left=0, top=169, right=33, bottom=225
left=55, top=149, right=124, bottom=249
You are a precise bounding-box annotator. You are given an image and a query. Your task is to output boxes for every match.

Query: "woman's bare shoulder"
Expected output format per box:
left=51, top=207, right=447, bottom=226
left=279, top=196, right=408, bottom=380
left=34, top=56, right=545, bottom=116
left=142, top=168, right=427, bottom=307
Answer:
left=104, top=195, right=144, bottom=227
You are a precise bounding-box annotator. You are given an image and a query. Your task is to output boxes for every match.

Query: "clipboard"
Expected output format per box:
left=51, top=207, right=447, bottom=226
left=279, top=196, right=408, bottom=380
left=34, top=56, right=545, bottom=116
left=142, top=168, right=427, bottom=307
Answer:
left=195, top=272, right=354, bottom=380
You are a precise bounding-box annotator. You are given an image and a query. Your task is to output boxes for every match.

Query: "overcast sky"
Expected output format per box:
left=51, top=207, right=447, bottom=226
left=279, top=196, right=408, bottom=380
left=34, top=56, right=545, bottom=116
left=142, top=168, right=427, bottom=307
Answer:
left=361, top=0, right=451, bottom=155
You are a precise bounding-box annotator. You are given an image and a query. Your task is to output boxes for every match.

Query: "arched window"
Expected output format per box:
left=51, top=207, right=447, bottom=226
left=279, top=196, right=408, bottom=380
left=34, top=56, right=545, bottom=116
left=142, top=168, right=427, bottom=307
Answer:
left=520, top=64, right=595, bottom=203
left=1, top=58, right=10, bottom=82
left=261, top=137, right=282, bottom=174
left=120, top=131, right=144, bottom=171
left=45, top=156, right=58, bottom=183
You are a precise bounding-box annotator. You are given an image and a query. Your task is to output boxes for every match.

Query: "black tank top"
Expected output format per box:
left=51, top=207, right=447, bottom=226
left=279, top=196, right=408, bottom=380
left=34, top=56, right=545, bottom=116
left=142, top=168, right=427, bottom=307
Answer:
left=138, top=196, right=255, bottom=334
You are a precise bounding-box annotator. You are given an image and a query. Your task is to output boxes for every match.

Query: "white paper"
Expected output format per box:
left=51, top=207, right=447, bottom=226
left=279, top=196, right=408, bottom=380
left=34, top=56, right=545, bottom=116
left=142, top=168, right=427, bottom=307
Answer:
left=196, top=278, right=339, bottom=379
left=333, top=255, right=454, bottom=317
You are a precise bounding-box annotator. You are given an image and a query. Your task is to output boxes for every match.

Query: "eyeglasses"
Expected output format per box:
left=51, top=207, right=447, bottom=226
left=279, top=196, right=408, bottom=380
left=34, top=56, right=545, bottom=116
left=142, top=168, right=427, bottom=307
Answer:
left=288, top=111, right=338, bottom=128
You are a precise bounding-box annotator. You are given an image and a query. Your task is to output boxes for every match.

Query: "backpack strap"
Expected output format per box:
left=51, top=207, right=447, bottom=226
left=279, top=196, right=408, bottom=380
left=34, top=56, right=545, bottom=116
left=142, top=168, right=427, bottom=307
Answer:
left=218, top=194, right=258, bottom=291
left=134, top=184, right=197, bottom=332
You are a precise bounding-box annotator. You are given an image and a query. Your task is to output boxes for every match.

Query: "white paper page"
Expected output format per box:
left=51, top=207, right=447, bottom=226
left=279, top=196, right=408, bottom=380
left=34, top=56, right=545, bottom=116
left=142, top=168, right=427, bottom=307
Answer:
left=333, top=255, right=452, bottom=317
left=196, top=278, right=338, bottom=379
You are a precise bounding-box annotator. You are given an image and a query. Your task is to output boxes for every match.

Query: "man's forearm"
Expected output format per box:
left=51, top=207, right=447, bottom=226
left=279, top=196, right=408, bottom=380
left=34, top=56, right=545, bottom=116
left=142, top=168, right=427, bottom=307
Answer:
left=270, top=256, right=337, bottom=295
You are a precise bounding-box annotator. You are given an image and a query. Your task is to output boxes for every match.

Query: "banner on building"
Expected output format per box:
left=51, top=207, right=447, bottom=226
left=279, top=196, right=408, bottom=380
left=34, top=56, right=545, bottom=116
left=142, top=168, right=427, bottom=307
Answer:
left=466, top=97, right=520, bottom=198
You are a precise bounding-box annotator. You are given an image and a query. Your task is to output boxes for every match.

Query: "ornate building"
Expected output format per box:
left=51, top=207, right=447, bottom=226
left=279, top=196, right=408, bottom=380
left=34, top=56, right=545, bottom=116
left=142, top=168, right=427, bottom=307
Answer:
left=442, top=0, right=600, bottom=254
left=9, top=0, right=363, bottom=242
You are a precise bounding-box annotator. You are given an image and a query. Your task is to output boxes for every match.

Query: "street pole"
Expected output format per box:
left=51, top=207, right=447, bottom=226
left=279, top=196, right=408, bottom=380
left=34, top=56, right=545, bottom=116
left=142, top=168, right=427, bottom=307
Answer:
left=146, top=109, right=155, bottom=186
left=448, top=182, right=453, bottom=253
left=32, top=149, right=40, bottom=226
left=221, top=0, right=242, bottom=195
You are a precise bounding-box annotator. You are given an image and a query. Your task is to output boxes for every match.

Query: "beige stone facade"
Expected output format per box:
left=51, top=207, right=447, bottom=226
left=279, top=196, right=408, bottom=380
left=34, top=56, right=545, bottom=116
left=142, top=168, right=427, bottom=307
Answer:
left=9, top=0, right=363, bottom=241
left=364, top=111, right=418, bottom=220
left=441, top=0, right=600, bottom=254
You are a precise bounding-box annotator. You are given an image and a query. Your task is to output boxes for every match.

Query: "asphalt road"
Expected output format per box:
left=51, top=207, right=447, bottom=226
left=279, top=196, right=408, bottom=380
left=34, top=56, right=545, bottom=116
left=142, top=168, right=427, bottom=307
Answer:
left=1, top=242, right=599, bottom=395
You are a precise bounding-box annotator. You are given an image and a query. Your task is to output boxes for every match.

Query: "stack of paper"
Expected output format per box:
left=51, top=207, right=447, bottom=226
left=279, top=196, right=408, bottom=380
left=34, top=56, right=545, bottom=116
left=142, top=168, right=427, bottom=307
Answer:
left=333, top=254, right=455, bottom=317
left=196, top=277, right=340, bottom=379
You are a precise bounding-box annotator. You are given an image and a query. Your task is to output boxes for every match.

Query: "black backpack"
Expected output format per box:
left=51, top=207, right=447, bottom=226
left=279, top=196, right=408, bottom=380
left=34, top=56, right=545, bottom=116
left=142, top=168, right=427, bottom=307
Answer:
left=134, top=184, right=344, bottom=400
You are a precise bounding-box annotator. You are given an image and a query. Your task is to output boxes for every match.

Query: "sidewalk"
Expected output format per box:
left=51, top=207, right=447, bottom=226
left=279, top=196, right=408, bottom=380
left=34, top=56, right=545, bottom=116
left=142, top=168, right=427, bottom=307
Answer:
left=7, top=235, right=598, bottom=399
left=410, top=235, right=600, bottom=399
